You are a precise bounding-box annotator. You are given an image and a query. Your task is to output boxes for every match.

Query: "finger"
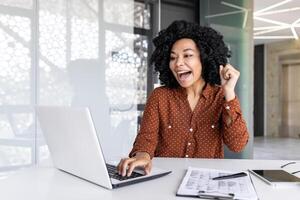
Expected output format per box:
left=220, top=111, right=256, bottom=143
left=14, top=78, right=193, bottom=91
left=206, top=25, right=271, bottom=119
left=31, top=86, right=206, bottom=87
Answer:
left=219, top=65, right=225, bottom=82
left=224, top=64, right=239, bottom=75
left=126, top=162, right=138, bottom=177
left=224, top=63, right=233, bottom=70
left=224, top=69, right=232, bottom=80
left=121, top=158, right=135, bottom=176
left=127, top=159, right=149, bottom=177
left=225, top=68, right=240, bottom=81
left=144, top=161, right=152, bottom=175
left=117, top=158, right=126, bottom=175
left=223, top=64, right=235, bottom=80
left=219, top=65, right=223, bottom=75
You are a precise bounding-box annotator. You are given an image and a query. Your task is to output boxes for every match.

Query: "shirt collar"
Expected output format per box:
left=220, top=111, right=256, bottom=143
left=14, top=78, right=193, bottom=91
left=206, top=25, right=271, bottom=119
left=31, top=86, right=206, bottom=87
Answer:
left=202, top=83, right=215, bottom=99
left=176, top=83, right=215, bottom=100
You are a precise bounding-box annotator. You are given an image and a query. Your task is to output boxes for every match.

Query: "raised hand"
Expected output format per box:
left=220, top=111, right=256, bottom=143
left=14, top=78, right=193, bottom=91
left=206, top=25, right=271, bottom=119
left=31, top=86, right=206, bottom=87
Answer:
left=219, top=64, right=240, bottom=101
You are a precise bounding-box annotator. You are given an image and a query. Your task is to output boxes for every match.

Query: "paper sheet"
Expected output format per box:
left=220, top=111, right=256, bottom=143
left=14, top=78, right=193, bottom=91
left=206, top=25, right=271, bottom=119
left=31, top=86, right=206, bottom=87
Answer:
left=177, top=167, right=258, bottom=200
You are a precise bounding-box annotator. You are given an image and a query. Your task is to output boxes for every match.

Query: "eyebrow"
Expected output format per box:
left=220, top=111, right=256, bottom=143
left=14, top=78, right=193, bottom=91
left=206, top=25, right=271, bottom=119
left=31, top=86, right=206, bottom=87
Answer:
left=171, top=48, right=195, bottom=54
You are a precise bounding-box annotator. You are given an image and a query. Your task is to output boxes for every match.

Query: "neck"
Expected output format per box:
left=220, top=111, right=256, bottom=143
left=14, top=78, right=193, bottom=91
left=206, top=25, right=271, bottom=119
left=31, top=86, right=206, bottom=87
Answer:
left=185, top=79, right=206, bottom=98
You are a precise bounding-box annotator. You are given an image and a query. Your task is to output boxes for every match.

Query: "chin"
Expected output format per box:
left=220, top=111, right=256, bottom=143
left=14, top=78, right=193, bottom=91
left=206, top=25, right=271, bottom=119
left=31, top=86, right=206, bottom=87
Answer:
left=178, top=82, right=192, bottom=88
left=176, top=78, right=195, bottom=88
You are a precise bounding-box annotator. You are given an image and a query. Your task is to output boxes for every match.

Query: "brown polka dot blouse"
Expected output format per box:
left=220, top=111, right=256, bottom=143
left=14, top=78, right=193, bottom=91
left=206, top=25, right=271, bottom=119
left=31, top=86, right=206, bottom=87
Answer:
left=129, top=83, right=249, bottom=159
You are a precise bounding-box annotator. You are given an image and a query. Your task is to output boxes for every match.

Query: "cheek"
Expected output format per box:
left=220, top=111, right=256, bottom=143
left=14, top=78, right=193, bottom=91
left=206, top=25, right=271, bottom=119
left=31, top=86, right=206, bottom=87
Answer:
left=169, top=63, right=175, bottom=72
left=192, top=62, right=202, bottom=77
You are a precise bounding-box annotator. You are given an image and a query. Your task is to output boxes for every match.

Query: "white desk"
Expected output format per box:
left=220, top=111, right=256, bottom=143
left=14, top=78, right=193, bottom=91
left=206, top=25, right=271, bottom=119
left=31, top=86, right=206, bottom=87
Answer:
left=1, top=158, right=299, bottom=200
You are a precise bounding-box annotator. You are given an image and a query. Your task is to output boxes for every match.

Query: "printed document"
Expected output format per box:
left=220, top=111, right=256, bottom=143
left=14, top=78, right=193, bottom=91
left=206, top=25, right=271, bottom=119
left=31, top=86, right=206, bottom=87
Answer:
left=176, top=167, right=258, bottom=200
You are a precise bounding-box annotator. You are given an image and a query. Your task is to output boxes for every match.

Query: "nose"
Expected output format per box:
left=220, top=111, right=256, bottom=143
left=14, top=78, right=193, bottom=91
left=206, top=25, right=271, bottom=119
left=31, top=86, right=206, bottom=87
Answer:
left=175, top=56, right=184, bottom=67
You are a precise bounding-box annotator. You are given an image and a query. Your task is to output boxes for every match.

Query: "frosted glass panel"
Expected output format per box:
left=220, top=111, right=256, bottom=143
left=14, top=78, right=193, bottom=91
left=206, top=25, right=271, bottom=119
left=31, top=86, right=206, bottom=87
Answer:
left=38, top=0, right=100, bottom=163
left=39, top=0, right=67, bottom=69
left=104, top=0, right=134, bottom=26
left=0, top=0, right=150, bottom=170
left=38, top=0, right=138, bottom=160
left=70, top=0, right=98, bottom=60
left=0, top=14, right=31, bottom=105
left=105, top=30, right=138, bottom=156
left=39, top=0, right=70, bottom=106
left=134, top=1, right=151, bottom=29
left=0, top=2, right=34, bottom=170
left=0, top=0, right=32, bottom=9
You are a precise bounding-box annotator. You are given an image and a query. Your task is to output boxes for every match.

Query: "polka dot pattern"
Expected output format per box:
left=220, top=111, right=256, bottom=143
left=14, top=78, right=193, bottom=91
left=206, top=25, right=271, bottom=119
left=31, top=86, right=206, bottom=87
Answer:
left=129, top=83, right=249, bottom=159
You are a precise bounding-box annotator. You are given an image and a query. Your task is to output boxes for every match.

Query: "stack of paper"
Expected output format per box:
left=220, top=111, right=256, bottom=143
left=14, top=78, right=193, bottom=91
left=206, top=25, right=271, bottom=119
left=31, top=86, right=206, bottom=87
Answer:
left=176, top=167, right=258, bottom=200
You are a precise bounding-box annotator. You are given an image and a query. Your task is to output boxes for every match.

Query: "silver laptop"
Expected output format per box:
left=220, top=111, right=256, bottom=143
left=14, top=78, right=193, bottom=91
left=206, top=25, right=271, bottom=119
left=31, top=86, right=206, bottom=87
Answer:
left=37, top=106, right=171, bottom=189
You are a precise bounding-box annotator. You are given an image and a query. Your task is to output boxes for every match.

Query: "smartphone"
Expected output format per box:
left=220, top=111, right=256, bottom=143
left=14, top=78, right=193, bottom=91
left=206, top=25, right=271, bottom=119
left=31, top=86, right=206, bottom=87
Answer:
left=249, top=169, right=300, bottom=188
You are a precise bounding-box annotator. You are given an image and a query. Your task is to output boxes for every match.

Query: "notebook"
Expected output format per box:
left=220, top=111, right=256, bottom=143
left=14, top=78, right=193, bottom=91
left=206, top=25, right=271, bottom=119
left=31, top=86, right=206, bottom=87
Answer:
left=37, top=106, right=171, bottom=189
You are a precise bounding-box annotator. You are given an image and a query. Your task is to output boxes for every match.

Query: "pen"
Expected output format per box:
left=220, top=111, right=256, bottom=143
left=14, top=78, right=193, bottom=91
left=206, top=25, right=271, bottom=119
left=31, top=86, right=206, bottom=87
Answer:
left=212, top=172, right=247, bottom=180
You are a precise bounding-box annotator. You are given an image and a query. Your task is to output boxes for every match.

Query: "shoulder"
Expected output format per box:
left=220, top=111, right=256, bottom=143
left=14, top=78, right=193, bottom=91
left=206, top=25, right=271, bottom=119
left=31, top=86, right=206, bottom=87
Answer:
left=146, top=86, right=176, bottom=104
left=150, top=86, right=174, bottom=96
left=206, top=84, right=225, bottom=99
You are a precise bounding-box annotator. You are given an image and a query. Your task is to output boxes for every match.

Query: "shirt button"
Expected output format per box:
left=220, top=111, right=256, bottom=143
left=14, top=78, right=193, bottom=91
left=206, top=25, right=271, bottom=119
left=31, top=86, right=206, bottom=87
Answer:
left=211, top=125, right=215, bottom=129
left=189, top=128, right=193, bottom=132
left=187, top=142, right=191, bottom=146
left=225, top=105, right=230, bottom=110
left=185, top=155, right=189, bottom=158
left=168, top=125, right=172, bottom=129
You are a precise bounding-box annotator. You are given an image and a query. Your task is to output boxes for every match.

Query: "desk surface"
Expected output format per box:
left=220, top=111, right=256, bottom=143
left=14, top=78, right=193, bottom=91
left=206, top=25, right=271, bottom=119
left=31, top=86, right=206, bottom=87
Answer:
left=1, top=158, right=300, bottom=200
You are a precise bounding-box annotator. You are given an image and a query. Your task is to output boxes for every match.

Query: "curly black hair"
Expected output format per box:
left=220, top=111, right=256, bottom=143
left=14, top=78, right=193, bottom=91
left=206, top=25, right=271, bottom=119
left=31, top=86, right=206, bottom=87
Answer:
left=150, top=20, right=231, bottom=88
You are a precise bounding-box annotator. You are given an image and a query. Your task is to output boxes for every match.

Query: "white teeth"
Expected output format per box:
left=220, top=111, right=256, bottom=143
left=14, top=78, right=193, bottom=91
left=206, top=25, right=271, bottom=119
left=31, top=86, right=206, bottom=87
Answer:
left=177, top=71, right=192, bottom=80
left=177, top=71, right=190, bottom=75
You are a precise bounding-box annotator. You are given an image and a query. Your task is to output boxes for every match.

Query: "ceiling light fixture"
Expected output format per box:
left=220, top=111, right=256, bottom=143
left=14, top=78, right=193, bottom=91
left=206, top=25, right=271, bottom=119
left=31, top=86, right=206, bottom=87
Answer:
left=254, top=27, right=288, bottom=36
left=255, top=7, right=300, bottom=16
left=291, top=27, right=298, bottom=39
left=291, top=18, right=300, bottom=39
left=254, top=0, right=292, bottom=15
left=254, top=25, right=300, bottom=31
left=253, top=0, right=300, bottom=41
left=254, top=16, right=289, bottom=26
left=254, top=36, right=294, bottom=39
left=254, top=15, right=300, bottom=40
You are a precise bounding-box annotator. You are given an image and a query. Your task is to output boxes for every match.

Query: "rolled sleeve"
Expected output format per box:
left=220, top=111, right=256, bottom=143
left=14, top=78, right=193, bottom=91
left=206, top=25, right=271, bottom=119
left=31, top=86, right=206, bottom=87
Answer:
left=222, top=96, right=249, bottom=152
left=222, top=96, right=242, bottom=127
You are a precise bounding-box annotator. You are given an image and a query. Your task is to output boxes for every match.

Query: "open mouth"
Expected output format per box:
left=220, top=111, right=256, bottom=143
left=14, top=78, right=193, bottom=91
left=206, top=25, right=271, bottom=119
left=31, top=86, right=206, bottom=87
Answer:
left=177, top=71, right=192, bottom=81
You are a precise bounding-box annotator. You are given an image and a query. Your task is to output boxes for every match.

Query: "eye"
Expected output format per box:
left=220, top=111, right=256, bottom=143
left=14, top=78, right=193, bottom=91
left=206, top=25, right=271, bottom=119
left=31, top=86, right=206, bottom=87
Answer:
left=170, top=56, right=176, bottom=61
left=184, top=54, right=193, bottom=58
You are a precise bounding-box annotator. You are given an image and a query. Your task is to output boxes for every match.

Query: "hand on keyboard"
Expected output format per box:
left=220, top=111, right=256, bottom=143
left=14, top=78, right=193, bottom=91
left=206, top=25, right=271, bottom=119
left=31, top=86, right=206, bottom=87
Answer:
left=117, top=152, right=152, bottom=177
left=106, top=164, right=144, bottom=181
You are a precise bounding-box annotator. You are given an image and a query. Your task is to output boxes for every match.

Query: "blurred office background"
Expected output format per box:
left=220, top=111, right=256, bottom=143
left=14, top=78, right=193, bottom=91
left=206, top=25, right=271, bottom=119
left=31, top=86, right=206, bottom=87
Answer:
left=0, top=0, right=299, bottom=173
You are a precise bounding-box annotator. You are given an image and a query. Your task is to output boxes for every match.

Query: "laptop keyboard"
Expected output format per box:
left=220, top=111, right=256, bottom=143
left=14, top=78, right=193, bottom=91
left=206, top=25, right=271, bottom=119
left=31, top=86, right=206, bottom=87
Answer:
left=106, top=164, right=144, bottom=181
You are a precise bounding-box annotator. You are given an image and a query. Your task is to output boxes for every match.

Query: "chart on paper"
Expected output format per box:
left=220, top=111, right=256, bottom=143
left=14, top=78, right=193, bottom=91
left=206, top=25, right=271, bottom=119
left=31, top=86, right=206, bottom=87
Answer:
left=177, top=167, right=258, bottom=200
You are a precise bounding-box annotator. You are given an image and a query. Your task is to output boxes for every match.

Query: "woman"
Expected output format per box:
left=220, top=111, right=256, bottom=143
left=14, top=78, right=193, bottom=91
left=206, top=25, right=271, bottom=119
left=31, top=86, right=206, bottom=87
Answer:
left=117, top=20, right=249, bottom=177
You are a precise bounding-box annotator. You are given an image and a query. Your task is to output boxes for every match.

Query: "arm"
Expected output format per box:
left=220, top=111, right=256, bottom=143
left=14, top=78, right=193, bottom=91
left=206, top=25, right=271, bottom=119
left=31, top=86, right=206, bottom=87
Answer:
left=219, top=64, right=249, bottom=152
left=221, top=97, right=249, bottom=152
left=129, top=88, right=160, bottom=158
left=117, top=88, right=161, bottom=176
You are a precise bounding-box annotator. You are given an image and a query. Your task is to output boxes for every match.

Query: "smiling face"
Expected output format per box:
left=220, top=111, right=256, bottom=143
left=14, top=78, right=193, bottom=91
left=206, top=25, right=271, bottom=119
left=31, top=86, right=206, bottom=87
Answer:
left=169, top=38, right=204, bottom=89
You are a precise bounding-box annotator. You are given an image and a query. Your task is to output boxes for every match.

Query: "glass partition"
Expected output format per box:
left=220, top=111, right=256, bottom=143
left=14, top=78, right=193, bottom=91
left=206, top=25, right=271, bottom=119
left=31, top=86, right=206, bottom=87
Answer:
left=199, top=0, right=254, bottom=158
left=0, top=0, right=155, bottom=171
left=0, top=0, right=35, bottom=171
